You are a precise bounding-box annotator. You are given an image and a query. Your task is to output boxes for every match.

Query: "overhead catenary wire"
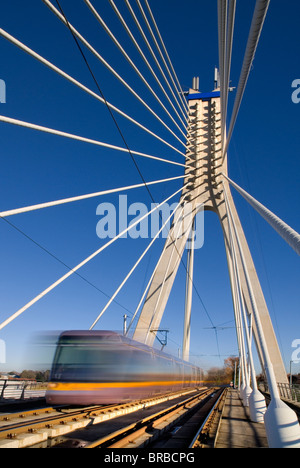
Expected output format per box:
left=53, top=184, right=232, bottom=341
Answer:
left=0, top=28, right=185, bottom=158
left=0, top=185, right=186, bottom=331
left=42, top=0, right=186, bottom=148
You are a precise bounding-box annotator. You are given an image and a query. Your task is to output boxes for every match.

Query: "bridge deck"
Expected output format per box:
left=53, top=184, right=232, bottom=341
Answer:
left=215, top=389, right=269, bottom=448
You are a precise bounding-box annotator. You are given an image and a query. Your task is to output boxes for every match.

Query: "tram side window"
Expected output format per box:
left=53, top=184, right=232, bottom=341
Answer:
left=184, top=364, right=192, bottom=383
left=124, top=348, right=154, bottom=382
left=173, top=361, right=183, bottom=382
left=151, top=353, right=173, bottom=379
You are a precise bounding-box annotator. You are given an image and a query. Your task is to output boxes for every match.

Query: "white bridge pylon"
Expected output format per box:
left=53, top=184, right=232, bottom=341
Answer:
left=133, top=83, right=286, bottom=384
left=132, top=79, right=300, bottom=448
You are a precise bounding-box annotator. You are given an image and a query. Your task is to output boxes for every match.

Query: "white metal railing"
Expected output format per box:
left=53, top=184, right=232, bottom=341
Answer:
left=259, top=381, right=300, bottom=404
left=278, top=383, right=300, bottom=403
left=0, top=379, right=47, bottom=400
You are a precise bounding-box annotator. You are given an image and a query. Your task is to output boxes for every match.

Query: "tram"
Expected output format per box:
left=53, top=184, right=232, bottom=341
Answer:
left=46, top=330, right=202, bottom=405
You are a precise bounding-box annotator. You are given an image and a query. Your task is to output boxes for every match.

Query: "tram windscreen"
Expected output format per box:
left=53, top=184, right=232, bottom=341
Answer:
left=50, top=335, right=131, bottom=383
left=49, top=335, right=155, bottom=383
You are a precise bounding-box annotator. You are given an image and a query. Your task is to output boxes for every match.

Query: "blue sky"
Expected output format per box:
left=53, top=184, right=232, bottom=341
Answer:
left=0, top=0, right=299, bottom=375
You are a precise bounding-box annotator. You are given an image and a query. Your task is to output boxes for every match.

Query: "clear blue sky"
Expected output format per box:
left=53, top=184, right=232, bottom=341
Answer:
left=0, top=0, right=299, bottom=375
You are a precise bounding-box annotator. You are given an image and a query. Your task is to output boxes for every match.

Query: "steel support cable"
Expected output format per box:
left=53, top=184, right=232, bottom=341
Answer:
left=54, top=0, right=193, bottom=280
left=84, top=0, right=187, bottom=140
left=222, top=183, right=281, bottom=401
left=223, top=0, right=236, bottom=144
left=224, top=205, right=244, bottom=378
left=42, top=0, right=186, bottom=148
left=87, top=0, right=187, bottom=141
left=0, top=29, right=185, bottom=159
left=125, top=201, right=188, bottom=335
left=144, top=204, right=195, bottom=344
left=89, top=200, right=181, bottom=330
left=132, top=202, right=204, bottom=348
left=222, top=0, right=270, bottom=160
left=126, top=176, right=210, bottom=337
left=231, top=265, right=250, bottom=390
left=0, top=184, right=186, bottom=331
left=229, top=216, right=258, bottom=391
left=0, top=215, right=134, bottom=318
left=226, top=196, right=253, bottom=388
left=145, top=0, right=188, bottom=113
left=128, top=196, right=218, bottom=346
left=53, top=2, right=211, bottom=343
left=134, top=0, right=188, bottom=120
left=0, top=175, right=186, bottom=218
left=0, top=115, right=188, bottom=169
left=0, top=20, right=187, bottom=326
left=108, top=0, right=187, bottom=132
left=217, top=0, right=228, bottom=149
left=143, top=0, right=189, bottom=114
left=146, top=206, right=217, bottom=354
left=223, top=174, right=300, bottom=256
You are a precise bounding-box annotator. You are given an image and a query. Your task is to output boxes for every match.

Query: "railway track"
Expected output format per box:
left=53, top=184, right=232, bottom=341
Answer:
left=189, top=387, right=228, bottom=448
left=0, top=387, right=205, bottom=448
left=83, top=387, right=225, bottom=449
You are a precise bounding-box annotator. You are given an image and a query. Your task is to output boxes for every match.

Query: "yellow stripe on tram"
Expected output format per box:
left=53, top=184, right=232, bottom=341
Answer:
left=47, top=381, right=201, bottom=391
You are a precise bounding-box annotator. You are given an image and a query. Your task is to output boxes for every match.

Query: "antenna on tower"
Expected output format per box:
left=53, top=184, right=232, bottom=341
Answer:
left=214, top=67, right=220, bottom=90
left=192, top=77, right=199, bottom=92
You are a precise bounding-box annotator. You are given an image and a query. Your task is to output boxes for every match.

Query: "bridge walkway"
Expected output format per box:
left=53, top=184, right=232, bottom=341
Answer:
left=215, top=389, right=269, bottom=448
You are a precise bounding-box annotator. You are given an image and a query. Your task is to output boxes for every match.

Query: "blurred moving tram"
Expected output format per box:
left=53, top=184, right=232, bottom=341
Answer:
left=46, top=330, right=203, bottom=405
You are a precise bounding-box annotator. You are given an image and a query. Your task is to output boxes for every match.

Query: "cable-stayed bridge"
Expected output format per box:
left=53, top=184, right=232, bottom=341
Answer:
left=0, top=0, right=299, bottom=448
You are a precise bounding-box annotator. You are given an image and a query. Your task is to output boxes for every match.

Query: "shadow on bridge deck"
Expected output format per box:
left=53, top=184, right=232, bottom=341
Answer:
left=215, top=389, right=268, bottom=448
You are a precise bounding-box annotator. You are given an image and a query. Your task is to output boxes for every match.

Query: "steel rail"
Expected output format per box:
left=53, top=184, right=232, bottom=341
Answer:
left=189, top=387, right=227, bottom=448
left=84, top=388, right=216, bottom=448
left=0, top=405, right=112, bottom=439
